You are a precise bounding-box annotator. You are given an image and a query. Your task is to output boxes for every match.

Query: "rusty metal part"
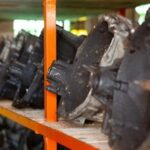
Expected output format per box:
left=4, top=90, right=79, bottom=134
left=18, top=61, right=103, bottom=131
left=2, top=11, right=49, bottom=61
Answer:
left=12, top=26, right=84, bottom=109
left=47, top=14, right=132, bottom=124
left=87, top=14, right=150, bottom=150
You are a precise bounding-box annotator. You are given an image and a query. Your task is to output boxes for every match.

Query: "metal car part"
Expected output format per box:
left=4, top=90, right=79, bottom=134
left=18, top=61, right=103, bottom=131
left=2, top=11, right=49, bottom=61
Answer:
left=88, top=12, right=150, bottom=150
left=0, top=31, right=37, bottom=99
left=12, top=26, right=85, bottom=108
left=47, top=14, right=132, bottom=124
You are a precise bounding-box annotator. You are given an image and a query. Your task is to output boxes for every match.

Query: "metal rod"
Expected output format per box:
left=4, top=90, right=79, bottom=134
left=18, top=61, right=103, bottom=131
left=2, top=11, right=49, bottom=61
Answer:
left=44, top=0, right=57, bottom=149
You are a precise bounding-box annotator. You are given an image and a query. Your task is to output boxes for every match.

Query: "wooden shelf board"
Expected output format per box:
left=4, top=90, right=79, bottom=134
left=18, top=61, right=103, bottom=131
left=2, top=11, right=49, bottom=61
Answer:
left=0, top=100, right=111, bottom=150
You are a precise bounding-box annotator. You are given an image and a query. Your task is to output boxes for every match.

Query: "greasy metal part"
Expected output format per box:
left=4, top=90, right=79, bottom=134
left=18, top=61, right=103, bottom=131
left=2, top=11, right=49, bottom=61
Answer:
left=46, top=26, right=85, bottom=97
left=0, top=30, right=36, bottom=64
left=0, top=31, right=37, bottom=100
left=46, top=14, right=132, bottom=124
left=46, top=60, right=71, bottom=95
left=0, top=30, right=43, bottom=107
left=12, top=30, right=44, bottom=107
left=58, top=16, right=113, bottom=120
left=68, top=89, right=103, bottom=122
left=12, top=60, right=44, bottom=108
left=56, top=25, right=85, bottom=63
left=12, top=26, right=84, bottom=109
left=82, top=13, right=150, bottom=150
left=109, top=16, right=150, bottom=150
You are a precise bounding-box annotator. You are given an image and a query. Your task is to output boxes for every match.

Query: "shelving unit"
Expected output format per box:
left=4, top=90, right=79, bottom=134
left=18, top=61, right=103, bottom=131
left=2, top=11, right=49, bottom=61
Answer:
left=0, top=0, right=148, bottom=150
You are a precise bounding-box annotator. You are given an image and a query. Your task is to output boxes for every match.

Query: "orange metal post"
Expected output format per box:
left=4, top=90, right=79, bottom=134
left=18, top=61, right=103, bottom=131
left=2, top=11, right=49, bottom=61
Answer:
left=45, top=138, right=57, bottom=150
left=44, top=0, right=57, bottom=122
left=44, top=0, right=57, bottom=149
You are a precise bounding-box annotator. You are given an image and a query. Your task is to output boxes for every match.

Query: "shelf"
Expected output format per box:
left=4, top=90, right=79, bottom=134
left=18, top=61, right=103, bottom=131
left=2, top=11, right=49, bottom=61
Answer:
left=0, top=100, right=111, bottom=150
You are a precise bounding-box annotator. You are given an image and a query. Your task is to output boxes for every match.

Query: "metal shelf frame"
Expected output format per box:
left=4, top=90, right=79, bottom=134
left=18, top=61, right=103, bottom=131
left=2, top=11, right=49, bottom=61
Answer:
left=44, top=0, right=57, bottom=149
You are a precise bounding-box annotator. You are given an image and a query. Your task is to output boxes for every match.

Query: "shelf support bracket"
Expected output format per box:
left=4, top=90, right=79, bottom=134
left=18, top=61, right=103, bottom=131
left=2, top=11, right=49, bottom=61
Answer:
left=44, top=0, right=57, bottom=149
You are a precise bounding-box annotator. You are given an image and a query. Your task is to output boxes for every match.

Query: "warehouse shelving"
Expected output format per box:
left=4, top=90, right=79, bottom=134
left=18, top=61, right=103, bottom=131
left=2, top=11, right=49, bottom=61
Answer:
left=0, top=0, right=147, bottom=150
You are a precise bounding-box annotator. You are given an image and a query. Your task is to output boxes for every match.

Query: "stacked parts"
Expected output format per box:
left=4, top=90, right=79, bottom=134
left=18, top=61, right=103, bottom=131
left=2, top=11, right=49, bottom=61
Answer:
left=0, top=27, right=84, bottom=150
left=0, top=26, right=85, bottom=108
left=47, top=13, right=150, bottom=150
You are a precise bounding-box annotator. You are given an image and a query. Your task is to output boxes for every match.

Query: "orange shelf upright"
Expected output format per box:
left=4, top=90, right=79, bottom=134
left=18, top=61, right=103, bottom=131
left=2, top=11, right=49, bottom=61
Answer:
left=43, top=0, right=57, bottom=150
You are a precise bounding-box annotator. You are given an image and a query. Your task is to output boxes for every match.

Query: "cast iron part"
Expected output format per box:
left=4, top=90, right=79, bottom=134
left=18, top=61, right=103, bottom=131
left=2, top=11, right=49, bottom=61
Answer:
left=47, top=15, right=132, bottom=123
left=88, top=13, right=150, bottom=150
left=47, top=17, right=113, bottom=120
left=109, top=16, right=150, bottom=150
left=0, top=31, right=37, bottom=99
left=11, top=30, right=44, bottom=107
left=12, top=26, right=85, bottom=108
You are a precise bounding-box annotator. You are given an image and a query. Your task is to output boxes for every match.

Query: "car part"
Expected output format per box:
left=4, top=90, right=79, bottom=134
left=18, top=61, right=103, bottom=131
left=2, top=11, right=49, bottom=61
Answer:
left=12, top=26, right=85, bottom=108
left=47, top=15, right=132, bottom=124
left=87, top=14, right=150, bottom=150
left=107, top=16, right=150, bottom=150
left=0, top=31, right=37, bottom=100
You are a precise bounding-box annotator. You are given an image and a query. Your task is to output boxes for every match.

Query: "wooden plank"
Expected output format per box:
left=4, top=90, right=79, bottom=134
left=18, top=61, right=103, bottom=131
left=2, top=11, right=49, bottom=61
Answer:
left=0, top=100, right=111, bottom=150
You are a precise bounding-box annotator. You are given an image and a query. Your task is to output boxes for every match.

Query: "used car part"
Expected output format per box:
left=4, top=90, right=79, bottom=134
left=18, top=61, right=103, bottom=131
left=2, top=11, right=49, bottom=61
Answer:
left=47, top=14, right=132, bottom=124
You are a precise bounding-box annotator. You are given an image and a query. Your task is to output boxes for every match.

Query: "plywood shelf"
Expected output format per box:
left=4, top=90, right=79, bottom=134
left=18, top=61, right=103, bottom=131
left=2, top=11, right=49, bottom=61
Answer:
left=0, top=100, right=111, bottom=150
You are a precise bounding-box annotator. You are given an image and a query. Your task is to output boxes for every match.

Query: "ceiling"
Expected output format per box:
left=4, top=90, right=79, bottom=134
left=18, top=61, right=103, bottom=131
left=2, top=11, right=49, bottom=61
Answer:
left=0, top=0, right=149, bottom=20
